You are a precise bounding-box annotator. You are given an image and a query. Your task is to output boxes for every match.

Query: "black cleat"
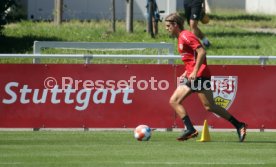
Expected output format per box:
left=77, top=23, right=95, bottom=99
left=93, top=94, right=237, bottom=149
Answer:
left=237, top=123, right=247, bottom=142
left=177, top=129, right=198, bottom=141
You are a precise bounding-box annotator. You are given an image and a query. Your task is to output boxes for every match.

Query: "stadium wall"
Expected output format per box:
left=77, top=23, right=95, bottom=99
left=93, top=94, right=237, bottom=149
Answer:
left=0, top=64, right=275, bottom=129
left=17, top=0, right=276, bottom=21
left=26, top=0, right=176, bottom=20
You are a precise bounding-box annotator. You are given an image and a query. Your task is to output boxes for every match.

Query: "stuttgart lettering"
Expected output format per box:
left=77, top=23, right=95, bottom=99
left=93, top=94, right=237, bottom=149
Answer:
left=2, top=82, right=134, bottom=111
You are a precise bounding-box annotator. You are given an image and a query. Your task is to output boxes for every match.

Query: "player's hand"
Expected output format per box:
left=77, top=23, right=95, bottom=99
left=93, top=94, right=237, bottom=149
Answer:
left=188, top=71, right=197, bottom=81
left=179, top=71, right=187, bottom=82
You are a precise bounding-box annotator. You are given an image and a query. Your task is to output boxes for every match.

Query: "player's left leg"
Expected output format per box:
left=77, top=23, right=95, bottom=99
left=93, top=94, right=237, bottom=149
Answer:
left=197, top=89, right=247, bottom=142
left=197, top=89, right=231, bottom=119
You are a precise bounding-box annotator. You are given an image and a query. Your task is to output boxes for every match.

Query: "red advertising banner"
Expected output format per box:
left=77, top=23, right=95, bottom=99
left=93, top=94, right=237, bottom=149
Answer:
left=0, top=64, right=175, bottom=128
left=0, top=64, right=275, bottom=129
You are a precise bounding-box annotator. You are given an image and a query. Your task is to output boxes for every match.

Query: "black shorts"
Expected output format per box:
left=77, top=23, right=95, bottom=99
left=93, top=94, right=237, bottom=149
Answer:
left=184, top=0, right=204, bottom=23
left=180, top=77, right=211, bottom=92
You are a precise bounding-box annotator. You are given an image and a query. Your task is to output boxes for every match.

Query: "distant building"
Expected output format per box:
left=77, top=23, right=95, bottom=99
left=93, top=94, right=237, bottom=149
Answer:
left=16, top=0, right=276, bottom=21
left=21, top=0, right=178, bottom=21
left=245, top=0, right=276, bottom=15
left=207, top=0, right=276, bottom=15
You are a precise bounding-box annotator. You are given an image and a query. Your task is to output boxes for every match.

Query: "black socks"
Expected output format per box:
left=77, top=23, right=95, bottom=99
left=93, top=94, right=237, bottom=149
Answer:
left=182, top=115, right=195, bottom=131
left=183, top=115, right=241, bottom=130
left=228, top=116, right=241, bottom=129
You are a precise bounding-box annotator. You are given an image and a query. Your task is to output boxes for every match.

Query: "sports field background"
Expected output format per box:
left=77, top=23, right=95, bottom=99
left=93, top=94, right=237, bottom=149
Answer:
left=1, top=10, right=276, bottom=167
left=0, top=131, right=275, bottom=167
left=1, top=11, right=276, bottom=64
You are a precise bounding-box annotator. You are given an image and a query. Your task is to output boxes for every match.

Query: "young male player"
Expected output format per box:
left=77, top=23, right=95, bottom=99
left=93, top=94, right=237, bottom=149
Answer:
left=164, top=13, right=247, bottom=142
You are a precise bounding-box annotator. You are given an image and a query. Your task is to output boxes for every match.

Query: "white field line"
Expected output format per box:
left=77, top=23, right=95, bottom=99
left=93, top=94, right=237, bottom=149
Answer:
left=124, top=161, right=266, bottom=165
left=0, top=162, right=22, bottom=165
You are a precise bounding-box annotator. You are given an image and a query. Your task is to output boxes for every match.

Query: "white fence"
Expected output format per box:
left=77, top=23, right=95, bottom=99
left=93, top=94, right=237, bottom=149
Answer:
left=1, top=54, right=276, bottom=65
left=33, top=41, right=175, bottom=64
left=0, top=41, right=275, bottom=65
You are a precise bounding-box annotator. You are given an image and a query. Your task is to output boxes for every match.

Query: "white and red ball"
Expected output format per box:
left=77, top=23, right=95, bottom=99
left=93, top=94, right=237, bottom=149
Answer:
left=134, top=125, right=151, bottom=141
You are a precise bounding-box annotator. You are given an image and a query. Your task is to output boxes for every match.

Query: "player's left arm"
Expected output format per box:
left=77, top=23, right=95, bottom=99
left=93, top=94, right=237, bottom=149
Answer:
left=189, top=46, right=206, bottom=80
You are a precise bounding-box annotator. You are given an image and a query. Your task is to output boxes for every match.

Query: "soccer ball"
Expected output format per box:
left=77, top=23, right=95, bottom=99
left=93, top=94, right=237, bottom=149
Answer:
left=134, top=125, right=151, bottom=141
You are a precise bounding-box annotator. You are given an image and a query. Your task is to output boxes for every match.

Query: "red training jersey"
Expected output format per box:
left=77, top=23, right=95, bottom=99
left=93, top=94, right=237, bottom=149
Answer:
left=178, top=30, right=211, bottom=78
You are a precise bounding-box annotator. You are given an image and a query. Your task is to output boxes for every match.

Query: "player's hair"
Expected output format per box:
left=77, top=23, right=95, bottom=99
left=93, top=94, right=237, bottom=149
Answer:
left=165, top=13, right=184, bottom=30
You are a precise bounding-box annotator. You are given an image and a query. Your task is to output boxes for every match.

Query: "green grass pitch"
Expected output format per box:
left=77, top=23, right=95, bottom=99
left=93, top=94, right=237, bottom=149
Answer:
left=0, top=131, right=275, bottom=167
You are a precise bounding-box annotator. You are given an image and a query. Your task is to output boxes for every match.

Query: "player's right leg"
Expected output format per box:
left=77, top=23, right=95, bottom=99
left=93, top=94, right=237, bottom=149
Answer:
left=169, top=85, right=192, bottom=119
left=169, top=85, right=198, bottom=141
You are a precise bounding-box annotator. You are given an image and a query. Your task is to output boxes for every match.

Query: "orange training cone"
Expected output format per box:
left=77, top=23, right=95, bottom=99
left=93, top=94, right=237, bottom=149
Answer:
left=197, top=120, right=211, bottom=142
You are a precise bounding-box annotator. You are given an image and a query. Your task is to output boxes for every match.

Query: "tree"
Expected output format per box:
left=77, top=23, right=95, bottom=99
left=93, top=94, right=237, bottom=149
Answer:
left=54, top=0, right=63, bottom=25
left=111, top=0, right=116, bottom=32
left=0, top=0, right=16, bottom=35
left=125, top=0, right=133, bottom=33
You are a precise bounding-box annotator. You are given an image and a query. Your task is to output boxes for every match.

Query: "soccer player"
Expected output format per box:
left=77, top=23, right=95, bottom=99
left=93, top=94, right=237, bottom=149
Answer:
left=165, top=13, right=247, bottom=142
left=184, top=0, right=211, bottom=47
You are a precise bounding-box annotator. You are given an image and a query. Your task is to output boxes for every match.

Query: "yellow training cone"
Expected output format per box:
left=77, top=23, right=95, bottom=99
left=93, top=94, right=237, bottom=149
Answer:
left=197, top=120, right=211, bottom=142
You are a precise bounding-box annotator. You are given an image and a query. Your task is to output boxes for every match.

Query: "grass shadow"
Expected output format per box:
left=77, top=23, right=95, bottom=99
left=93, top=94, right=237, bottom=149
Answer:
left=207, top=31, right=275, bottom=50
left=206, top=140, right=276, bottom=144
left=208, top=31, right=275, bottom=37
left=209, top=14, right=272, bottom=21
left=0, top=35, right=61, bottom=53
left=244, top=141, right=276, bottom=144
left=210, top=44, right=260, bottom=50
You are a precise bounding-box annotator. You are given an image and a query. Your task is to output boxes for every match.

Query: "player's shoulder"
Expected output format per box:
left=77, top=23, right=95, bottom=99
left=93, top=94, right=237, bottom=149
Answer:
left=182, top=30, right=196, bottom=36
left=179, top=30, right=197, bottom=41
left=180, top=30, right=196, bottom=38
